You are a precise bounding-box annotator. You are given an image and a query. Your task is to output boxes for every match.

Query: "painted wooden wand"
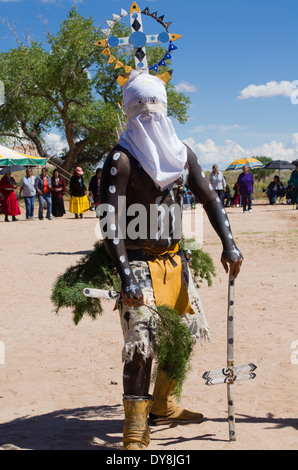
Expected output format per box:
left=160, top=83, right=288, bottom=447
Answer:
left=227, top=272, right=236, bottom=440
left=202, top=272, right=257, bottom=442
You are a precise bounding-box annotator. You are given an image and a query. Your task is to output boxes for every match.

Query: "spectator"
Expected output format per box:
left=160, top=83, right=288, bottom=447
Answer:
left=223, top=184, right=232, bottom=207
left=88, top=168, right=102, bottom=207
left=35, top=167, right=52, bottom=220
left=209, top=164, right=226, bottom=204
left=183, top=185, right=191, bottom=208
left=69, top=167, right=89, bottom=219
left=266, top=175, right=284, bottom=205
left=51, top=169, right=66, bottom=217
left=187, top=189, right=196, bottom=208
left=237, top=165, right=254, bottom=213
left=19, top=168, right=36, bottom=220
left=231, top=182, right=241, bottom=207
left=0, top=171, right=21, bottom=222
left=289, top=163, right=298, bottom=209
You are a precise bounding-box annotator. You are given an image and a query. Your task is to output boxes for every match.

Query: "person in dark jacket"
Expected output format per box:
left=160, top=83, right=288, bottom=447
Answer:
left=88, top=168, right=102, bottom=205
left=69, top=167, right=89, bottom=219
left=51, top=169, right=66, bottom=217
left=266, top=175, right=284, bottom=205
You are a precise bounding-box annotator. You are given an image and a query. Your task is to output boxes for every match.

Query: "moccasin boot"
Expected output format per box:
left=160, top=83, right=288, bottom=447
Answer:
left=149, top=370, right=204, bottom=425
left=122, top=395, right=154, bottom=450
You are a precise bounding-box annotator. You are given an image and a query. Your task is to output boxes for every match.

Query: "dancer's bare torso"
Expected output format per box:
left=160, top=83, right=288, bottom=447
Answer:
left=100, top=144, right=243, bottom=305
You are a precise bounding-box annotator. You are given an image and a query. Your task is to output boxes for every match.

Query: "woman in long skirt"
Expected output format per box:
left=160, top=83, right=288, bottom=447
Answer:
left=0, top=173, right=21, bottom=222
left=51, top=169, right=66, bottom=217
left=69, top=167, right=89, bottom=218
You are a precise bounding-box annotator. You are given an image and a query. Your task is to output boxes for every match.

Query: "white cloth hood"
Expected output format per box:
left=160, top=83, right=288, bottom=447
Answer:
left=118, top=73, right=187, bottom=189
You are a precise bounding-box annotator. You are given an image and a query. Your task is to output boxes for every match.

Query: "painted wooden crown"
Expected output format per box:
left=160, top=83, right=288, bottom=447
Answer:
left=94, top=2, right=182, bottom=86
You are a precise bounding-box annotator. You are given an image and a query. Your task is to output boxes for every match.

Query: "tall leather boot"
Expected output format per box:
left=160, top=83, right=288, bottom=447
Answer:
left=122, top=395, right=154, bottom=450
left=149, top=370, right=204, bottom=425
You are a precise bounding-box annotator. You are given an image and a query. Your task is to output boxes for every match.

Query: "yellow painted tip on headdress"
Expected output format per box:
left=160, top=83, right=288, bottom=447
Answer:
left=170, top=34, right=183, bottom=41
left=101, top=48, right=111, bottom=56
left=117, top=75, right=129, bottom=87
left=115, top=61, right=124, bottom=69
left=94, top=39, right=107, bottom=48
left=157, top=70, right=173, bottom=84
left=125, top=65, right=133, bottom=74
left=108, top=55, right=116, bottom=64
left=129, top=2, right=141, bottom=13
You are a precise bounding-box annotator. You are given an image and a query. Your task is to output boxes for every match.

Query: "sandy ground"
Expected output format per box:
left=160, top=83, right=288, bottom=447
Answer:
left=0, top=199, right=297, bottom=451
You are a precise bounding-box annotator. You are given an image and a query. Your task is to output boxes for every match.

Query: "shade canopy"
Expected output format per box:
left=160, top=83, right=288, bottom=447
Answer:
left=225, top=157, right=264, bottom=171
left=0, top=144, right=47, bottom=167
left=264, top=160, right=295, bottom=171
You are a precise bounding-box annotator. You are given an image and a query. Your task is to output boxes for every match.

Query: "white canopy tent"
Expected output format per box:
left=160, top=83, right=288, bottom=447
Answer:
left=0, top=144, right=47, bottom=167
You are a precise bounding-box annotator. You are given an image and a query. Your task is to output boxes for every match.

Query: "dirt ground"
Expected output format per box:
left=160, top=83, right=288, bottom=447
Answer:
left=0, top=199, right=297, bottom=450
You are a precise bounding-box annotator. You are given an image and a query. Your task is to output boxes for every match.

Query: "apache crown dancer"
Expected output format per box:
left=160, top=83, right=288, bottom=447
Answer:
left=99, top=71, right=243, bottom=450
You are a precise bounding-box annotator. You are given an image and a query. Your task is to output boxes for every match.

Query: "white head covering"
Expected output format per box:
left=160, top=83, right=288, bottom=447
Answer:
left=118, top=72, right=187, bottom=189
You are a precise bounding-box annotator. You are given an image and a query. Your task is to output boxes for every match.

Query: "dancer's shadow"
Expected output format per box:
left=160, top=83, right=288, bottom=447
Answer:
left=1, top=409, right=296, bottom=450
left=0, top=405, right=123, bottom=450
left=150, top=413, right=298, bottom=447
left=208, top=413, right=298, bottom=431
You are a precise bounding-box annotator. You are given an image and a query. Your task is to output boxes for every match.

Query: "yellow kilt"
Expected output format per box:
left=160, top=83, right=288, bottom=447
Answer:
left=144, top=245, right=194, bottom=316
left=69, top=195, right=89, bottom=214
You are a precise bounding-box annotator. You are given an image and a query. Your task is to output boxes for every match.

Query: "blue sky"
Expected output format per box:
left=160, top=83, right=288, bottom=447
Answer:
left=0, top=0, right=297, bottom=170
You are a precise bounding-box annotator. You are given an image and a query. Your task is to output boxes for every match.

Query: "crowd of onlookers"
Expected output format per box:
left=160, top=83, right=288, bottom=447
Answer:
left=0, top=166, right=102, bottom=222
left=208, top=163, right=298, bottom=212
left=1, top=162, right=298, bottom=221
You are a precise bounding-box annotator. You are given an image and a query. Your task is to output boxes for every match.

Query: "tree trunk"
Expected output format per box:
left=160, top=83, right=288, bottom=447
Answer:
left=20, top=121, right=50, bottom=161
left=63, top=138, right=89, bottom=175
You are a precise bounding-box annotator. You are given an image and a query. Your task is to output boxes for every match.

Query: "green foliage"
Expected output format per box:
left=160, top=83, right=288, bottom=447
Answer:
left=51, top=242, right=120, bottom=325
left=51, top=239, right=215, bottom=396
left=251, top=156, right=274, bottom=182
left=151, top=304, right=194, bottom=399
left=179, top=238, right=216, bottom=287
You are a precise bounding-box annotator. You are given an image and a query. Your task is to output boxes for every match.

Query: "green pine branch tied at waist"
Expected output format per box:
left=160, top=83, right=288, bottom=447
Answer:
left=179, top=237, right=216, bottom=287
left=51, top=239, right=215, bottom=323
left=149, top=304, right=194, bottom=399
left=51, top=239, right=215, bottom=398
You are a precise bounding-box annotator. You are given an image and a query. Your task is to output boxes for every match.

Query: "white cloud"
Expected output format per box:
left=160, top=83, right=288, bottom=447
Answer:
left=192, top=124, right=245, bottom=133
left=238, top=80, right=293, bottom=100
left=44, top=133, right=68, bottom=157
left=175, top=81, right=198, bottom=93
left=183, top=133, right=298, bottom=171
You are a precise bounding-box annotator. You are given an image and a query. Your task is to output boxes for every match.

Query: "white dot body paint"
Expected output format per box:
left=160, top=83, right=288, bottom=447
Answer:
left=124, top=268, right=131, bottom=275
left=110, top=223, right=116, bottom=231
left=127, top=281, right=139, bottom=294
left=222, top=208, right=226, bottom=214
left=109, top=186, right=116, bottom=194
left=216, top=197, right=221, bottom=203
left=113, top=152, right=120, bottom=161
left=110, top=167, right=117, bottom=176
left=209, top=184, right=213, bottom=191
left=120, top=255, right=126, bottom=263
left=113, top=238, right=120, bottom=245
left=225, top=220, right=230, bottom=227
left=108, top=205, right=115, bottom=213
left=229, top=233, right=233, bottom=239
left=201, top=171, right=206, bottom=178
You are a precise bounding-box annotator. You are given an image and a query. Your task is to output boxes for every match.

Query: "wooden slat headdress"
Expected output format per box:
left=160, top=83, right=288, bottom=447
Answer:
left=94, top=2, right=182, bottom=86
